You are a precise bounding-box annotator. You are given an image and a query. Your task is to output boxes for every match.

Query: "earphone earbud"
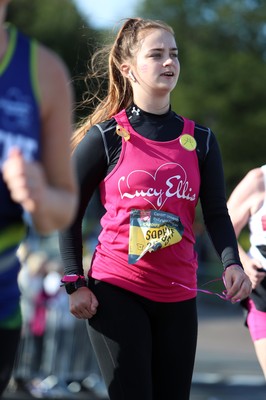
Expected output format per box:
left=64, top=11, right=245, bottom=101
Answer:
left=128, top=70, right=136, bottom=82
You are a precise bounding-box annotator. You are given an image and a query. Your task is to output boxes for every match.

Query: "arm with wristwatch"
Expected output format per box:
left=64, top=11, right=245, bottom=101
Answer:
left=60, top=274, right=87, bottom=294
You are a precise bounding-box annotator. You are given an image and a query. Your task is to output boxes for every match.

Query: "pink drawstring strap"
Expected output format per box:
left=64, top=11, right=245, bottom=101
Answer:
left=171, top=272, right=237, bottom=302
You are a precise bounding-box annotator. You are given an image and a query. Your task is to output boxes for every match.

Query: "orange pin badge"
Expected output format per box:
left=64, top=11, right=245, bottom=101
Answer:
left=179, top=134, right=197, bottom=151
left=116, top=125, right=130, bottom=141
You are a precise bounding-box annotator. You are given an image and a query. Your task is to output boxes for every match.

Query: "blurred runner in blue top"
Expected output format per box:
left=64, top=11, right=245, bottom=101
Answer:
left=0, top=0, right=78, bottom=395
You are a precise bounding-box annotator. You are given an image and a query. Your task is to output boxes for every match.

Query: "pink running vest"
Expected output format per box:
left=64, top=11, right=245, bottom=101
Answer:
left=89, top=110, right=201, bottom=302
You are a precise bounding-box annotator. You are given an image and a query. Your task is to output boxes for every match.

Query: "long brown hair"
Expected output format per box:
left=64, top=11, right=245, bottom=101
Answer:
left=72, top=18, right=174, bottom=151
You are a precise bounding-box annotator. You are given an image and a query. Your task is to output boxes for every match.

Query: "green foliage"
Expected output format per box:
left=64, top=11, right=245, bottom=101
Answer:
left=239, top=228, right=251, bottom=252
left=6, top=0, right=101, bottom=120
left=139, top=0, right=266, bottom=191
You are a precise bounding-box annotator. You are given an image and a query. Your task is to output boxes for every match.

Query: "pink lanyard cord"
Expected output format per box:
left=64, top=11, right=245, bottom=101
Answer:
left=171, top=272, right=233, bottom=302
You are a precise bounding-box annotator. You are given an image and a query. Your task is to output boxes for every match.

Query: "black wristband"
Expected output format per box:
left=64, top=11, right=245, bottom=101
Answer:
left=61, top=276, right=87, bottom=295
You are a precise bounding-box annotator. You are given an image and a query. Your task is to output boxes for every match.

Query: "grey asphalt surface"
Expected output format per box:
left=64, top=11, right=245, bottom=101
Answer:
left=3, top=295, right=266, bottom=400
left=191, top=295, right=266, bottom=400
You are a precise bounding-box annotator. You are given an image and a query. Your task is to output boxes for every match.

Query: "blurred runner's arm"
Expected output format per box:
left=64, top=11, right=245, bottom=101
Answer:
left=227, top=169, right=266, bottom=289
left=2, top=45, right=78, bottom=234
left=36, top=45, right=78, bottom=233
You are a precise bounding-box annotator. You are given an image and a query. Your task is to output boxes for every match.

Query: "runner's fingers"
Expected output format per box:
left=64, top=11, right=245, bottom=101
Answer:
left=229, top=277, right=252, bottom=303
left=71, top=303, right=97, bottom=319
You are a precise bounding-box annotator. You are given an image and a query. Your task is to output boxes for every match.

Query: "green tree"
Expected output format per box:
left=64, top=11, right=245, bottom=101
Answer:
left=6, top=0, right=102, bottom=121
left=139, top=0, right=266, bottom=190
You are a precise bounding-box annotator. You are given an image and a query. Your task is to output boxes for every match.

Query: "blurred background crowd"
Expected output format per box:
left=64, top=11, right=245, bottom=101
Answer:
left=8, top=195, right=108, bottom=399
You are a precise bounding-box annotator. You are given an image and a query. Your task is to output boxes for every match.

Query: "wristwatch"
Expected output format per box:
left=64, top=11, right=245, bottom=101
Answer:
left=60, top=274, right=87, bottom=295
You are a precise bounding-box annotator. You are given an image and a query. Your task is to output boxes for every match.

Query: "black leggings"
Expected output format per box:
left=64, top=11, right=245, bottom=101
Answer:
left=0, top=327, right=21, bottom=396
left=87, top=279, right=198, bottom=400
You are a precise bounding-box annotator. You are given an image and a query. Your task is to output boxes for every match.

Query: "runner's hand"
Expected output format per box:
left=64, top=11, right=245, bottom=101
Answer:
left=223, top=264, right=252, bottom=303
left=69, top=287, right=99, bottom=319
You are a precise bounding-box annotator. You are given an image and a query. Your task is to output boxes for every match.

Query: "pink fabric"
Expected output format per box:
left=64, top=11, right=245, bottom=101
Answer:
left=89, top=110, right=200, bottom=302
left=246, top=298, right=266, bottom=341
left=30, top=291, right=47, bottom=336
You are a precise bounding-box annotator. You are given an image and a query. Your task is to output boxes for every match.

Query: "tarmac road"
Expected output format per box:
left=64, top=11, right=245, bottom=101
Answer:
left=191, top=294, right=266, bottom=400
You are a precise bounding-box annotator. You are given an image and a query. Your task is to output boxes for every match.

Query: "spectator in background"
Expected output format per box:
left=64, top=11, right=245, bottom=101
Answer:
left=13, top=243, right=107, bottom=399
left=14, top=249, right=74, bottom=398
left=227, top=165, right=266, bottom=379
left=0, top=0, right=77, bottom=395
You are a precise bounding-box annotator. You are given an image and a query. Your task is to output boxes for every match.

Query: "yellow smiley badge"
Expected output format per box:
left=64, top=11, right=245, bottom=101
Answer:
left=116, top=125, right=130, bottom=141
left=179, top=134, right=197, bottom=151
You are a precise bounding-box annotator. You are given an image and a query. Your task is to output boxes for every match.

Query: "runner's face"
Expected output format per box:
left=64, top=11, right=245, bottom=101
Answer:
left=133, top=28, right=180, bottom=97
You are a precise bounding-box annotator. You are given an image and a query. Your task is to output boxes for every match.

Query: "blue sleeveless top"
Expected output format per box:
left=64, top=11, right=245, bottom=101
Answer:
left=0, top=25, right=41, bottom=324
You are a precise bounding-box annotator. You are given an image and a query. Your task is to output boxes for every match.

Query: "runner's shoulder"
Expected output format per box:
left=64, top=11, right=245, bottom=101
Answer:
left=194, top=122, right=216, bottom=164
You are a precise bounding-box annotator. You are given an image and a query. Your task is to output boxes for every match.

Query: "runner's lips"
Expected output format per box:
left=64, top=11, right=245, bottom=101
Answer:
left=161, top=71, right=174, bottom=76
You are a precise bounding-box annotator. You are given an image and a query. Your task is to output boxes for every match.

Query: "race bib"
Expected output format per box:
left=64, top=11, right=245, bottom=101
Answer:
left=128, top=209, right=184, bottom=264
